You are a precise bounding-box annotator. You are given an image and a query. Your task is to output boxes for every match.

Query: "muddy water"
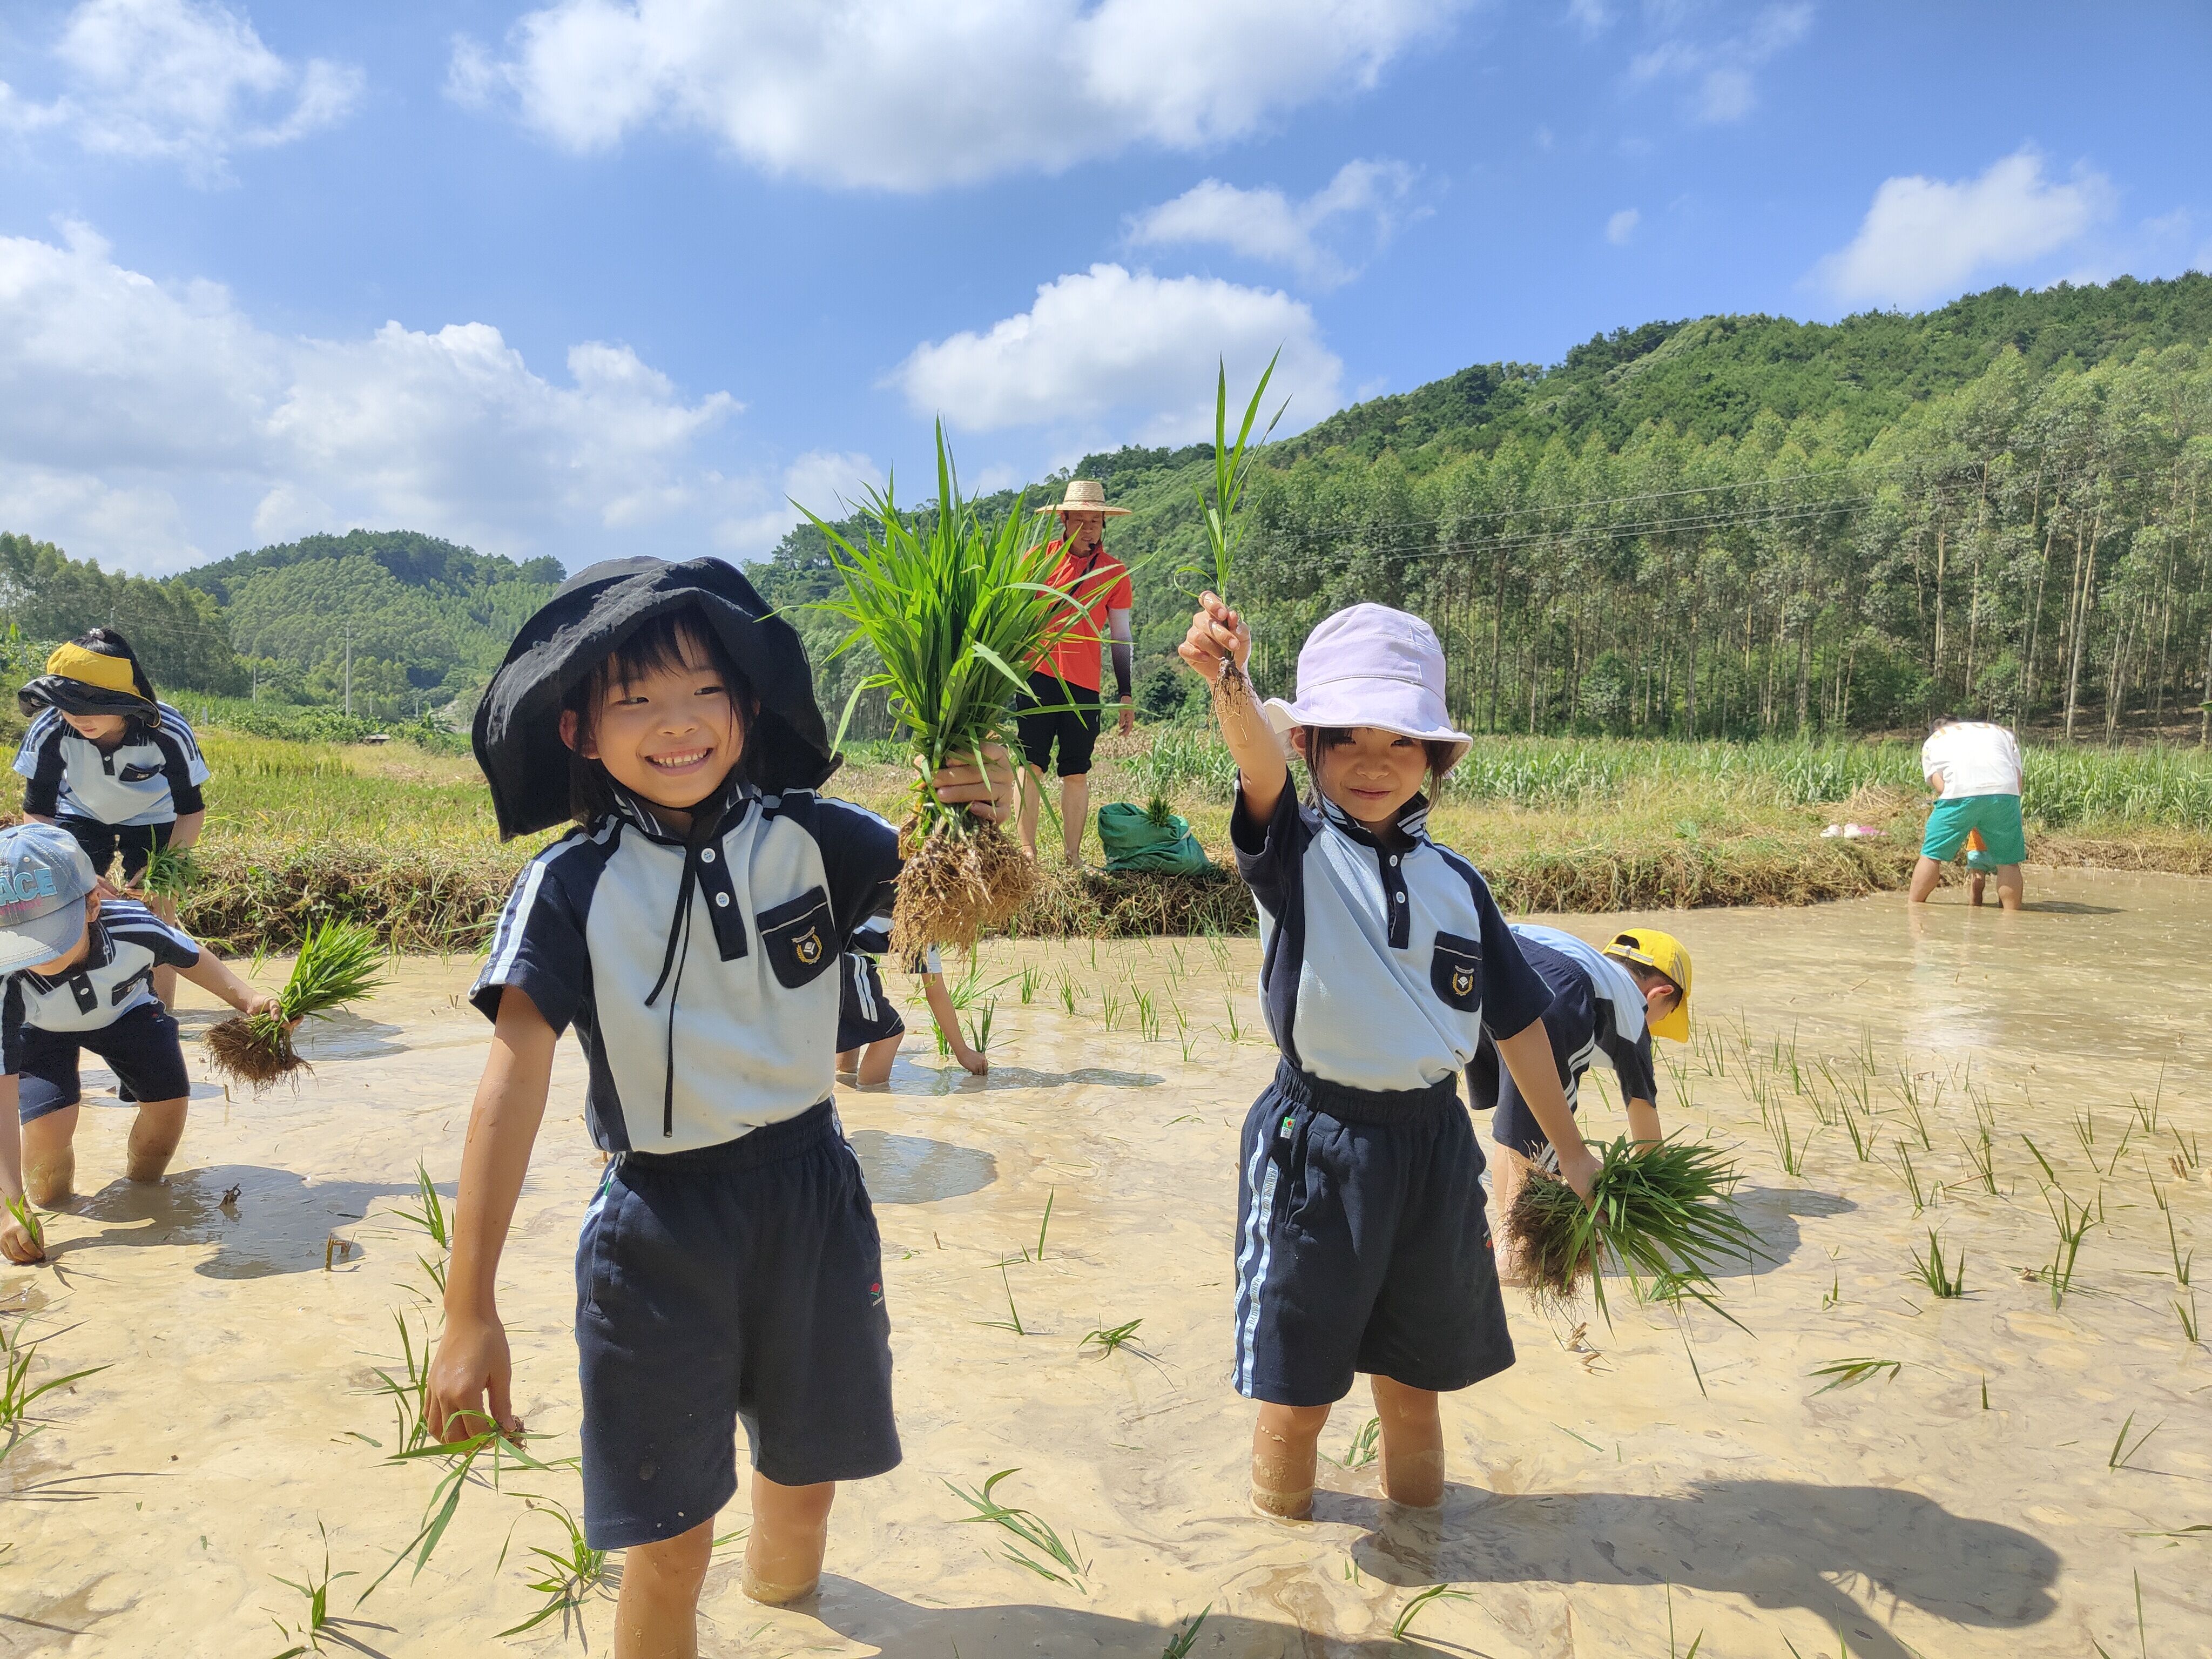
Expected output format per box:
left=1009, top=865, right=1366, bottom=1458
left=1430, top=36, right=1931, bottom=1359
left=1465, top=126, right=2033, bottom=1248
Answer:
left=5, top=870, right=2208, bottom=1657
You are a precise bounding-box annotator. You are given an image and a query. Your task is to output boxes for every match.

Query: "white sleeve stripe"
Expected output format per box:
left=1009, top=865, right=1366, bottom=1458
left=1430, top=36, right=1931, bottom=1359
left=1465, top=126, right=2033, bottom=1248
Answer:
left=483, top=825, right=606, bottom=984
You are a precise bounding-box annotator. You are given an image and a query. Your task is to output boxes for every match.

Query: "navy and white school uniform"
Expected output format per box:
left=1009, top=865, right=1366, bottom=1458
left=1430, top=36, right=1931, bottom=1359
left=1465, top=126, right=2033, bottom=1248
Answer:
left=1472, top=924, right=1659, bottom=1165
left=471, top=784, right=903, bottom=1551
left=837, top=919, right=906, bottom=1054
left=1230, top=785, right=1554, bottom=1408
left=1, top=899, right=200, bottom=1121
left=13, top=704, right=210, bottom=880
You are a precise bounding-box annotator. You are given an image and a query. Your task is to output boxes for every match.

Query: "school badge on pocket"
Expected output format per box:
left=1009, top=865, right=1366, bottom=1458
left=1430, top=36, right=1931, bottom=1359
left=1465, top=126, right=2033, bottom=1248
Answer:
left=1452, top=965, right=1474, bottom=998
left=797, top=929, right=822, bottom=966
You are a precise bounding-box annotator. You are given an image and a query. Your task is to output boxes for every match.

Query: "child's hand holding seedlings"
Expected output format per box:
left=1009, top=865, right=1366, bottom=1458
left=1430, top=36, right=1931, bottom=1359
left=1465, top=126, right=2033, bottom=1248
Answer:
left=0, top=1078, right=41, bottom=1265
left=1178, top=591, right=1251, bottom=685
left=927, top=740, right=1017, bottom=824
left=1180, top=593, right=1286, bottom=818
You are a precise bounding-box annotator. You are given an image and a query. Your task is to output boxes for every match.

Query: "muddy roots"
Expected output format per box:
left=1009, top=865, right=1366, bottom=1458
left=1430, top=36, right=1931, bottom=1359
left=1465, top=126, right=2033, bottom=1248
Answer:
left=204, top=1015, right=311, bottom=1092
left=1503, top=1170, right=1596, bottom=1309
left=891, top=811, right=1035, bottom=960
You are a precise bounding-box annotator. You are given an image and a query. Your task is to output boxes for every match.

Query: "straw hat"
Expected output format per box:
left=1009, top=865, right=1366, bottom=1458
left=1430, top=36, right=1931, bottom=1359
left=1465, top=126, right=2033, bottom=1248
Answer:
left=1033, top=478, right=1130, bottom=517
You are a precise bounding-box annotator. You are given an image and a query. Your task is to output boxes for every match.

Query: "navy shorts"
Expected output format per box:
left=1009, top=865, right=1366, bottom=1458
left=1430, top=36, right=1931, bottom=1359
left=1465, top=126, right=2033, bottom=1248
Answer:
left=835, top=953, right=905, bottom=1054
left=1232, top=1063, right=1513, bottom=1407
left=574, top=1101, right=899, bottom=1550
left=1470, top=976, right=1597, bottom=1165
left=57, top=815, right=170, bottom=885
left=1014, top=670, right=1102, bottom=777
left=17, top=1003, right=192, bottom=1123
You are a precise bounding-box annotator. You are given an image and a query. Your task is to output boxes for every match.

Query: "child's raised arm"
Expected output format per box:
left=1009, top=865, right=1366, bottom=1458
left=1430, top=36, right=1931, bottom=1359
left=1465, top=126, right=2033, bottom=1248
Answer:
left=427, top=984, right=557, bottom=1444
left=1179, top=592, right=1287, bottom=822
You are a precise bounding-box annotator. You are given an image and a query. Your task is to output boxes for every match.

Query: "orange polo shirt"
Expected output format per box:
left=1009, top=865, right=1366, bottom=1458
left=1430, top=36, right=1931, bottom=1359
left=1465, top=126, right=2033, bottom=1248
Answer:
left=1030, top=539, right=1133, bottom=692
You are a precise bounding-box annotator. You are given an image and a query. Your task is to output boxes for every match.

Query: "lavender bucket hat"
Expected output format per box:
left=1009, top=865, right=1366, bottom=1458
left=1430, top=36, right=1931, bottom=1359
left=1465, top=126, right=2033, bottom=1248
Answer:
left=1263, top=603, right=1472, bottom=765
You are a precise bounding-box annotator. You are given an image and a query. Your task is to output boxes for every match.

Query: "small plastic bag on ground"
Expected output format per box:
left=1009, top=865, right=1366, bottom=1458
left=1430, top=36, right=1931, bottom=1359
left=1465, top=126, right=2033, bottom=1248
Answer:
left=1096, top=802, right=1212, bottom=874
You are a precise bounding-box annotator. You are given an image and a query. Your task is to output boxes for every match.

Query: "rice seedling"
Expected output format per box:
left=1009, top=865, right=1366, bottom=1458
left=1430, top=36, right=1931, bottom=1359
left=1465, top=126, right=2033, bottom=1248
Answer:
left=2041, top=1187, right=2096, bottom=1306
left=2020, top=1134, right=2062, bottom=1189
left=2132, top=1069, right=2166, bottom=1136
left=2108, top=1413, right=2163, bottom=1471
left=1893, top=1142, right=1928, bottom=1215
left=977, top=1263, right=1027, bottom=1336
left=1035, top=1190, right=1054, bottom=1260
left=1910, top=1230, right=1966, bottom=1298
left=1134, top=987, right=1160, bottom=1042
left=1159, top=1607, right=1210, bottom=1658
left=2, top=1193, right=42, bottom=1257
left=1960, top=1129, right=1999, bottom=1196
left=1504, top=1135, right=1762, bottom=1320
left=2179, top=1293, right=2200, bottom=1344
left=1182, top=353, right=1283, bottom=725
left=358, top=1412, right=559, bottom=1603
left=1219, top=996, right=1244, bottom=1043
left=807, top=427, right=1076, bottom=955
left=2166, top=1208, right=2192, bottom=1289
left=1809, top=1357, right=1901, bottom=1394
left=2073, top=1108, right=2099, bottom=1163
left=1079, top=1318, right=1145, bottom=1358
left=2171, top=1125, right=2203, bottom=1182
left=1098, top=987, right=1122, bottom=1032
left=206, top=916, right=385, bottom=1090
left=369, top=1307, right=436, bottom=1454
left=946, top=1469, right=1089, bottom=1590
left=1019, top=965, right=1038, bottom=1006
left=141, top=842, right=206, bottom=898
left=1761, top=1100, right=1811, bottom=1177
left=1666, top=1583, right=1705, bottom=1658
left=496, top=1498, right=614, bottom=1640
left=0, top=1321, right=108, bottom=1435
left=965, top=1000, right=996, bottom=1056
left=1201, top=922, right=1233, bottom=973
left=1329, top=1416, right=1381, bottom=1470
left=1838, top=1097, right=1874, bottom=1162
left=267, top=1521, right=356, bottom=1657
left=1058, top=974, right=1078, bottom=1015
left=394, top=1162, right=450, bottom=1298
left=1390, top=1583, right=1470, bottom=1641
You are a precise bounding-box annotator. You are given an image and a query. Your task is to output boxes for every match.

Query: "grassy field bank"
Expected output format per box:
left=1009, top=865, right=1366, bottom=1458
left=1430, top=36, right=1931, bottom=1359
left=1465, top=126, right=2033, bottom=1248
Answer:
left=8, top=727, right=2207, bottom=949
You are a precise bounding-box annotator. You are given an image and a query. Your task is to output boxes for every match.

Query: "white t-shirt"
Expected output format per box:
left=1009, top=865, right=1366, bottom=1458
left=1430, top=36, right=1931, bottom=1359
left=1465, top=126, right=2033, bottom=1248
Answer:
left=1921, top=723, right=2022, bottom=800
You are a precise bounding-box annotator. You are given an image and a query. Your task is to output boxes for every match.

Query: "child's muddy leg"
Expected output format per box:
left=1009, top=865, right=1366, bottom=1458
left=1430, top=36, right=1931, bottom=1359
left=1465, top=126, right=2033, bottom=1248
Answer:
left=615, top=1516, right=712, bottom=1658
left=743, top=1473, right=835, bottom=1604
left=22, top=1104, right=79, bottom=1206
left=1995, top=862, right=2025, bottom=911
left=1370, top=1376, right=1445, bottom=1509
left=126, top=1097, right=188, bottom=1182
left=1251, top=1401, right=1330, bottom=1519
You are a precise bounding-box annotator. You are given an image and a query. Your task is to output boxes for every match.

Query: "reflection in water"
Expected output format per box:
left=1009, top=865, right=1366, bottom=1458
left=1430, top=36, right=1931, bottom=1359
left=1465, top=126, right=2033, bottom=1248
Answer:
left=848, top=1131, right=997, bottom=1205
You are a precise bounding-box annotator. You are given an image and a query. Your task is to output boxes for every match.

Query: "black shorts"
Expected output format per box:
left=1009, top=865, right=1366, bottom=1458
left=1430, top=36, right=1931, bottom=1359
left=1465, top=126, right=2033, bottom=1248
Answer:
left=17, top=1002, right=192, bottom=1123
left=1470, top=976, right=1597, bottom=1165
left=1014, top=671, right=1102, bottom=778
left=836, top=953, right=905, bottom=1053
left=57, top=815, right=171, bottom=884
left=1231, top=1063, right=1513, bottom=1407
left=573, top=1101, right=899, bottom=1550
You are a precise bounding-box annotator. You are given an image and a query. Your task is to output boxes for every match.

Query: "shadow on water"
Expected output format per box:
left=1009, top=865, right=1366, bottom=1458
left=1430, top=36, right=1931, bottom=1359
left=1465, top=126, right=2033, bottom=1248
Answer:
left=292, top=1009, right=411, bottom=1063
left=884, top=1062, right=1164, bottom=1096
left=50, top=1165, right=415, bottom=1280
left=1333, top=1478, right=2058, bottom=1659
left=801, top=1581, right=1450, bottom=1657
left=1707, top=1184, right=1854, bottom=1279
left=848, top=1131, right=997, bottom=1205
left=2014, top=900, right=2121, bottom=915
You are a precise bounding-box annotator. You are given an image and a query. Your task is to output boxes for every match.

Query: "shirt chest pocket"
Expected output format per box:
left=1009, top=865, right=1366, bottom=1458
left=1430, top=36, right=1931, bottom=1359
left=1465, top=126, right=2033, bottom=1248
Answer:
left=118, top=762, right=164, bottom=784
left=1431, top=930, right=1483, bottom=1013
left=758, top=887, right=836, bottom=990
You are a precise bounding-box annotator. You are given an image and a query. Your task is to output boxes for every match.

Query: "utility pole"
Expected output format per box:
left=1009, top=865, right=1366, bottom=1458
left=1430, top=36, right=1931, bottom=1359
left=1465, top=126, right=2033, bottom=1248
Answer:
left=343, top=623, right=353, bottom=719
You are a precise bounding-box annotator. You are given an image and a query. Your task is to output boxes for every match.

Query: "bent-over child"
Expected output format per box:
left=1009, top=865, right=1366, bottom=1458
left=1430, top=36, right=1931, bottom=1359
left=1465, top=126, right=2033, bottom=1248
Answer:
left=424, top=557, right=1013, bottom=1657
left=835, top=922, right=984, bottom=1084
left=1180, top=596, right=1600, bottom=1523
left=0, top=824, right=284, bottom=1262
left=15, top=630, right=212, bottom=1007
left=1473, top=923, right=1692, bottom=1273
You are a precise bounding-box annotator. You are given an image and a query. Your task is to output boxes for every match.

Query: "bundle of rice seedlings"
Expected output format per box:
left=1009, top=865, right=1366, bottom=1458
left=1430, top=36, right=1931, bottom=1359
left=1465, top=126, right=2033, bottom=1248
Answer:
left=1505, top=1135, right=1761, bottom=1319
left=807, top=424, right=1080, bottom=956
left=204, top=917, right=386, bottom=1090
left=140, top=844, right=205, bottom=899
left=1143, top=794, right=1176, bottom=829
left=1185, top=353, right=1285, bottom=721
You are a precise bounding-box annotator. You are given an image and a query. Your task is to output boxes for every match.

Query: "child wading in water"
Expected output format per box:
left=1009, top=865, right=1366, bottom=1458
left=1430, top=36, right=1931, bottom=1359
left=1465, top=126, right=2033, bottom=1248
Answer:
left=834, top=926, right=985, bottom=1085
left=427, top=558, right=1011, bottom=1656
left=1181, top=596, right=1598, bottom=1521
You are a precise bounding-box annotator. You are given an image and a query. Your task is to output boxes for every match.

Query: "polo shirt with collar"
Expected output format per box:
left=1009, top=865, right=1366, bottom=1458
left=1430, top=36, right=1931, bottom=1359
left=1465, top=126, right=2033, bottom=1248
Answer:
left=2, top=899, right=201, bottom=1070
left=1231, top=781, right=1552, bottom=1095
left=1510, top=923, right=1660, bottom=1105
left=14, top=704, right=211, bottom=828
left=471, top=786, right=899, bottom=1155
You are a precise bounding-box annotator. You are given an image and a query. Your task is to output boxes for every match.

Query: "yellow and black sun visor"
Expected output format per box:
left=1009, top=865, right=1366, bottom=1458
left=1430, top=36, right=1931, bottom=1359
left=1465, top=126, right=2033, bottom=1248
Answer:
left=16, top=643, right=158, bottom=722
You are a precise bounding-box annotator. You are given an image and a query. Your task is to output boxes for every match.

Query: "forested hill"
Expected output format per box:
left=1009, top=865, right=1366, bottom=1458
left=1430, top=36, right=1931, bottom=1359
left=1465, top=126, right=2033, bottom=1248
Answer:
left=754, top=272, right=2212, bottom=744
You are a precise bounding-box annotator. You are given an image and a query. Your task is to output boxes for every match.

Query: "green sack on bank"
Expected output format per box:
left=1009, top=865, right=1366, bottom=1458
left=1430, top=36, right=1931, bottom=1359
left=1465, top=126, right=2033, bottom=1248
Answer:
left=1097, top=801, right=1212, bottom=874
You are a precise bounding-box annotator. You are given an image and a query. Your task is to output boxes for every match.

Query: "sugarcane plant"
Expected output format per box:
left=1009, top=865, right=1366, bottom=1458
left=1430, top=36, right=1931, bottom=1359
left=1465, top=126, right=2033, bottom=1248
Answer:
left=1505, top=1134, right=1762, bottom=1321
left=807, top=424, right=1081, bottom=956
left=205, top=918, right=386, bottom=1090
left=1185, top=352, right=1285, bottom=721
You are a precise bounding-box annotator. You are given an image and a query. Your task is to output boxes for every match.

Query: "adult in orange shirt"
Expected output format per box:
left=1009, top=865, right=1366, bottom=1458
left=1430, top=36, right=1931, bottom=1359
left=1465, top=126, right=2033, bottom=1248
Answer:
left=1016, top=478, right=1135, bottom=864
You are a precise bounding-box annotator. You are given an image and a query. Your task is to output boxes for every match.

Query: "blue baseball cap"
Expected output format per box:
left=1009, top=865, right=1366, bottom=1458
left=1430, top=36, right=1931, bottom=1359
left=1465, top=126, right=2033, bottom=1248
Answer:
left=0, top=825, right=97, bottom=973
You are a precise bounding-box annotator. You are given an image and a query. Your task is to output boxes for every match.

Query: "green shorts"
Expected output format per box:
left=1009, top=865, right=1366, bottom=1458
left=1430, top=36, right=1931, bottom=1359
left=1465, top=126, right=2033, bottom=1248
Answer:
left=1921, top=793, right=2026, bottom=866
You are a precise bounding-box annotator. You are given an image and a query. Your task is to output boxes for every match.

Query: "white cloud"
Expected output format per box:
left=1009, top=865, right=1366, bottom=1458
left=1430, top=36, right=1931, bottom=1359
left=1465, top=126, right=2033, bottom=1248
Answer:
left=1566, top=0, right=1614, bottom=36
left=0, top=0, right=361, bottom=181
left=1815, top=149, right=2113, bottom=309
left=891, top=263, right=1341, bottom=449
left=1127, top=159, right=1417, bottom=288
left=453, top=0, right=1471, bottom=191
left=1627, top=1, right=1811, bottom=124
left=1606, top=206, right=1640, bottom=245
left=714, top=450, right=885, bottom=556
left=0, top=224, right=741, bottom=574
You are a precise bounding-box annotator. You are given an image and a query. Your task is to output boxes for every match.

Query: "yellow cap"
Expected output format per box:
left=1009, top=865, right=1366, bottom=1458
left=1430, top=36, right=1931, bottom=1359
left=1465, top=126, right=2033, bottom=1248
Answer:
left=1603, top=927, right=1692, bottom=1043
left=44, top=642, right=139, bottom=697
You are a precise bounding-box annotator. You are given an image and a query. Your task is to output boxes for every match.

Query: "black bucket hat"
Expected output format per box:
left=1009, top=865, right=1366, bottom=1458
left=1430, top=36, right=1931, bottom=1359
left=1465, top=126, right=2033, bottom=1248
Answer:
left=473, top=556, right=838, bottom=839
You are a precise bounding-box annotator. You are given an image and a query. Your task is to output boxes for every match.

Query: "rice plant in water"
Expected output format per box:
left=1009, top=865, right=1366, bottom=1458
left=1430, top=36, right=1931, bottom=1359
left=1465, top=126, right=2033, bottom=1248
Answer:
left=267, top=1521, right=356, bottom=1657
left=1391, top=1583, right=1470, bottom=1641
left=1183, top=354, right=1283, bottom=720
left=806, top=425, right=1077, bottom=956
left=1910, top=1230, right=1966, bottom=1298
left=1079, top=1318, right=1145, bottom=1358
left=0, top=1320, right=108, bottom=1439
left=359, top=1411, right=562, bottom=1603
left=1160, top=1607, right=1210, bottom=1658
left=1809, top=1357, right=1901, bottom=1394
left=946, top=1469, right=1089, bottom=1590
left=497, top=1498, right=615, bottom=1640
left=2107, top=1412, right=2163, bottom=1471
left=1505, top=1135, right=1761, bottom=1319
left=1330, top=1416, right=1380, bottom=1470
left=206, top=916, right=385, bottom=1090
left=2, top=1194, right=42, bottom=1258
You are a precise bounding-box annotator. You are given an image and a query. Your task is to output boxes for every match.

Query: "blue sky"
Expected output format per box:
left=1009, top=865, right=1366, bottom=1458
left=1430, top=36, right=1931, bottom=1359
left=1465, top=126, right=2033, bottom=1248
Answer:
left=2, top=0, right=2206, bottom=577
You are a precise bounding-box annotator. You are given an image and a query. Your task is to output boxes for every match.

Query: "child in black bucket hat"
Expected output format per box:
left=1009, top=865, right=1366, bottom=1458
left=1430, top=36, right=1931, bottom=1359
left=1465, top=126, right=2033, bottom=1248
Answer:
left=427, top=557, right=1011, bottom=1643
